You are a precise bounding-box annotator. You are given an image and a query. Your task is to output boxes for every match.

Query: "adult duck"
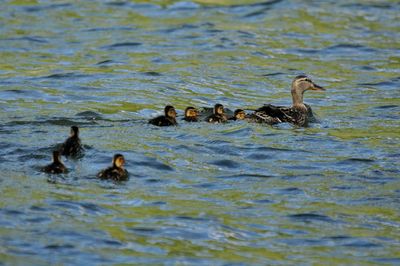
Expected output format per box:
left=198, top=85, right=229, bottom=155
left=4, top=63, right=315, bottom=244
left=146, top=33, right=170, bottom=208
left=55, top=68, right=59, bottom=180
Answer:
left=251, top=75, right=325, bottom=126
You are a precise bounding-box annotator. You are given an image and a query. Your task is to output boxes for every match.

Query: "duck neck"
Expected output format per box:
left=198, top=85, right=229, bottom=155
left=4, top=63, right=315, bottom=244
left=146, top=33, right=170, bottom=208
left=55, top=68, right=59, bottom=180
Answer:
left=291, top=89, right=305, bottom=109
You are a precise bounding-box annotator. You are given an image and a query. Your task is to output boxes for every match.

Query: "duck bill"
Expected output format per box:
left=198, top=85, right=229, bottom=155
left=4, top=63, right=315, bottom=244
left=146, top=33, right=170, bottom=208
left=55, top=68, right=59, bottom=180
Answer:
left=311, top=83, right=325, bottom=91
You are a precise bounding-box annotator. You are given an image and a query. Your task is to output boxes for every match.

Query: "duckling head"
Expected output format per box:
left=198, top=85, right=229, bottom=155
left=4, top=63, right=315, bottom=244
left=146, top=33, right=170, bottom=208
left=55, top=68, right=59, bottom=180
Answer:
left=214, top=104, right=224, bottom=115
left=70, top=126, right=79, bottom=137
left=164, top=105, right=177, bottom=119
left=234, top=109, right=246, bottom=120
left=184, top=106, right=198, bottom=119
left=112, top=154, right=125, bottom=168
left=291, top=75, right=325, bottom=106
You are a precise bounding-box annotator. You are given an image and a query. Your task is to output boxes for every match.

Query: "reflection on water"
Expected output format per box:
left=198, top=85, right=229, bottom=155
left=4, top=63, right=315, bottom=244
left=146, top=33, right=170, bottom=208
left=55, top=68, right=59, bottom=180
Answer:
left=1, top=0, right=400, bottom=265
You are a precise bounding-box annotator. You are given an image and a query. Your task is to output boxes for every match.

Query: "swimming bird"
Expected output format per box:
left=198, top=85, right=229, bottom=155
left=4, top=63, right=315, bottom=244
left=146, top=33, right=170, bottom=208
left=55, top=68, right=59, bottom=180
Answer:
left=42, top=150, right=67, bottom=174
left=60, top=126, right=83, bottom=157
left=206, top=104, right=228, bottom=123
left=251, top=75, right=325, bottom=126
left=149, top=105, right=178, bottom=126
left=183, top=106, right=199, bottom=122
left=97, top=154, right=129, bottom=181
left=228, top=109, right=246, bottom=121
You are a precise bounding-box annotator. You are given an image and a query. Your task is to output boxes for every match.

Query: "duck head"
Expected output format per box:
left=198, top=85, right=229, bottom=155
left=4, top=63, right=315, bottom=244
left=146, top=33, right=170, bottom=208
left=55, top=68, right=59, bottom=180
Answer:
left=214, top=104, right=225, bottom=115
left=70, top=126, right=79, bottom=137
left=164, top=105, right=177, bottom=119
left=233, top=109, right=246, bottom=120
left=112, top=154, right=125, bottom=168
left=291, top=75, right=325, bottom=107
left=184, top=106, right=198, bottom=120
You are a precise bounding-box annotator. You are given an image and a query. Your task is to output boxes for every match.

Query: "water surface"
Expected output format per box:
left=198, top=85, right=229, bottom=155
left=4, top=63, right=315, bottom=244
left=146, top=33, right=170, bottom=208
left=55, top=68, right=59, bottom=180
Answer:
left=1, top=0, right=400, bottom=265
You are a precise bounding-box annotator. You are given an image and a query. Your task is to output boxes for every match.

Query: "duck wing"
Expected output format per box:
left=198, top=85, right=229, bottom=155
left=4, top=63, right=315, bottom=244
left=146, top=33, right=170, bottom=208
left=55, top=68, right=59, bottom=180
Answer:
left=255, top=104, right=292, bottom=122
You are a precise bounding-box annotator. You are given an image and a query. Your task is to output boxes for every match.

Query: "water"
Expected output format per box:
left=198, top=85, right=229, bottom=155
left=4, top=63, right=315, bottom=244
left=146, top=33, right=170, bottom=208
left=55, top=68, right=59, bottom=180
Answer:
left=1, top=0, right=400, bottom=265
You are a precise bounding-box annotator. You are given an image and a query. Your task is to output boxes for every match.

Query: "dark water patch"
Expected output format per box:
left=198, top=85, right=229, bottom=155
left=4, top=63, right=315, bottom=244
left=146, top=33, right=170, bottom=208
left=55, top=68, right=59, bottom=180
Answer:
left=221, top=127, right=253, bottom=137
left=325, top=44, right=376, bottom=53
left=96, top=59, right=115, bottom=65
left=331, top=185, right=364, bottom=190
left=45, top=243, right=75, bottom=250
left=40, top=73, right=90, bottom=80
left=279, top=238, right=325, bottom=246
left=75, top=111, right=103, bottom=120
left=101, top=42, right=142, bottom=50
left=193, top=182, right=216, bottom=189
left=289, top=213, right=335, bottom=223
left=291, top=48, right=320, bottom=55
left=277, top=187, right=304, bottom=194
left=128, top=227, right=158, bottom=234
left=284, top=165, right=319, bottom=171
left=143, top=71, right=162, bottom=77
left=102, top=239, right=122, bottom=246
left=84, top=27, right=133, bottom=32
left=176, top=215, right=209, bottom=222
left=25, top=217, right=51, bottom=223
left=341, top=3, right=393, bottom=9
left=1, top=208, right=24, bottom=216
left=357, top=65, right=376, bottom=71
left=6, top=117, right=94, bottom=127
left=359, top=81, right=396, bottom=87
left=18, top=153, right=48, bottom=161
left=262, top=72, right=285, bottom=77
left=146, top=178, right=164, bottom=183
left=243, top=7, right=271, bottom=18
left=327, top=235, right=351, bottom=241
left=373, top=258, right=400, bottom=264
left=252, top=198, right=273, bottom=204
left=29, top=205, right=49, bottom=212
left=343, top=240, right=381, bottom=248
left=216, top=173, right=274, bottom=179
left=149, top=201, right=167, bottom=206
left=24, top=3, right=72, bottom=12
left=137, top=160, right=174, bottom=171
left=374, top=105, right=398, bottom=109
left=339, top=158, right=375, bottom=164
left=246, top=153, right=272, bottom=160
left=105, top=1, right=128, bottom=7
left=2, top=36, right=48, bottom=43
left=210, top=159, right=238, bottom=169
left=50, top=200, right=108, bottom=215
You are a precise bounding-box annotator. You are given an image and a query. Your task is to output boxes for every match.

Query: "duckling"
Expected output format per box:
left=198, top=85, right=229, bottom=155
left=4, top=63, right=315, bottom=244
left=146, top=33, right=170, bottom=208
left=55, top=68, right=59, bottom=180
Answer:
left=149, top=105, right=178, bottom=126
left=183, top=106, right=199, bottom=122
left=251, top=75, right=325, bottom=126
left=42, top=150, right=67, bottom=174
left=206, top=104, right=228, bottom=123
left=97, top=154, right=129, bottom=181
left=60, top=126, right=83, bottom=157
left=228, top=109, right=246, bottom=121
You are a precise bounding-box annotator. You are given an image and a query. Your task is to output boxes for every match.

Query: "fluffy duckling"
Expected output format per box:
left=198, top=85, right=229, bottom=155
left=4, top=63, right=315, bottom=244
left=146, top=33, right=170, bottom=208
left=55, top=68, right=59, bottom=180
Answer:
left=97, top=154, right=129, bottom=181
left=149, top=105, right=178, bottom=126
left=60, top=126, right=83, bottom=157
left=228, top=109, right=246, bottom=121
left=42, top=150, right=67, bottom=174
left=183, top=106, right=199, bottom=122
left=251, top=75, right=325, bottom=126
left=206, top=104, right=228, bottom=123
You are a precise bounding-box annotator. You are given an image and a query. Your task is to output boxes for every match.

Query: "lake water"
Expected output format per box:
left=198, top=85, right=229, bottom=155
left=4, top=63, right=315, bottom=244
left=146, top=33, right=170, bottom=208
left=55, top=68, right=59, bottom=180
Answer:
left=1, top=0, right=399, bottom=265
